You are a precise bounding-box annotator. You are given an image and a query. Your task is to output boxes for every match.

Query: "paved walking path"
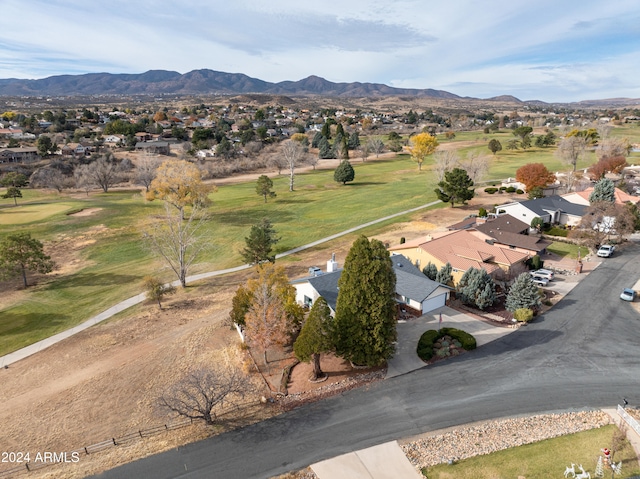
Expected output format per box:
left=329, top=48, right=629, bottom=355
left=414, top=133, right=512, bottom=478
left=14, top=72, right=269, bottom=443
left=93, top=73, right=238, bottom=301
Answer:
left=0, top=200, right=442, bottom=368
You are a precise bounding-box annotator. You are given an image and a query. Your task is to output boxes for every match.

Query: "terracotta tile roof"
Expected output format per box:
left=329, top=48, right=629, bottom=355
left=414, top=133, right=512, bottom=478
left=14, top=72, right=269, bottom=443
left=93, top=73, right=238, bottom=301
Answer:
left=574, top=187, right=640, bottom=205
left=418, top=229, right=529, bottom=272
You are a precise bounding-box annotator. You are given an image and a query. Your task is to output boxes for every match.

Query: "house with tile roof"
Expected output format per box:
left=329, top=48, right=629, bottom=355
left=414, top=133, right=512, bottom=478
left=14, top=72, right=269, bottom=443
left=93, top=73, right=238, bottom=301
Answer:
left=562, top=187, right=640, bottom=206
left=293, top=254, right=450, bottom=316
left=468, top=215, right=552, bottom=256
left=389, top=229, right=530, bottom=285
left=497, top=195, right=587, bottom=227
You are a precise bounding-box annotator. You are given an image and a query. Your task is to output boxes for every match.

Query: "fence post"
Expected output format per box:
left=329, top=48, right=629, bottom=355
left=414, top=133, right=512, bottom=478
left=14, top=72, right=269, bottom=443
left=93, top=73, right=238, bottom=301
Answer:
left=112, top=438, right=117, bottom=446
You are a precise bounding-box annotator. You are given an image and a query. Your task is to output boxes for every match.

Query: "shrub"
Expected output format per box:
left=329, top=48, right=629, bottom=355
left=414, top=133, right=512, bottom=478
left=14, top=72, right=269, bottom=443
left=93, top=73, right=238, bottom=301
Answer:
left=516, top=189, right=524, bottom=194
left=400, top=237, right=405, bottom=244
left=514, top=308, right=534, bottom=322
left=416, top=330, right=440, bottom=361
left=546, top=226, right=568, bottom=237
left=416, top=328, right=476, bottom=361
left=530, top=254, right=543, bottom=270
left=478, top=207, right=487, bottom=217
left=505, top=186, right=516, bottom=193
left=484, top=187, right=498, bottom=194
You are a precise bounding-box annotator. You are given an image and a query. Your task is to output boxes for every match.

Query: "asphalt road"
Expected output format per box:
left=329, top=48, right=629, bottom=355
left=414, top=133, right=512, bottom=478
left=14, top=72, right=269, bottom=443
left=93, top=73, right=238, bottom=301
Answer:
left=94, top=242, right=640, bottom=479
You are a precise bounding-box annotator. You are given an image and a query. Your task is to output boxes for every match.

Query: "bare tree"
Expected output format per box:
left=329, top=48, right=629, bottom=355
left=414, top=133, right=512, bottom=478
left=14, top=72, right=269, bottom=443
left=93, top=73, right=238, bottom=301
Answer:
left=459, top=152, right=489, bottom=184
left=144, top=202, right=210, bottom=288
left=595, top=122, right=613, bottom=140
left=84, top=153, right=123, bottom=193
left=134, top=155, right=160, bottom=191
left=433, top=150, right=459, bottom=182
left=359, top=143, right=371, bottom=162
left=281, top=140, right=307, bottom=191
left=595, top=137, right=631, bottom=161
left=73, top=164, right=95, bottom=195
left=305, top=154, right=319, bottom=170
left=367, top=138, right=385, bottom=158
left=30, top=167, right=69, bottom=192
left=159, top=365, right=254, bottom=425
left=570, top=201, right=636, bottom=248
left=556, top=135, right=588, bottom=173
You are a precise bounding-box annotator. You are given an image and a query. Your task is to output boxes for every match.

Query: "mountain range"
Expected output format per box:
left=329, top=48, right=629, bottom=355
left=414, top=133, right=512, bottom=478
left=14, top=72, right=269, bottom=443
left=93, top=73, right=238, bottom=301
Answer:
left=0, top=69, right=475, bottom=100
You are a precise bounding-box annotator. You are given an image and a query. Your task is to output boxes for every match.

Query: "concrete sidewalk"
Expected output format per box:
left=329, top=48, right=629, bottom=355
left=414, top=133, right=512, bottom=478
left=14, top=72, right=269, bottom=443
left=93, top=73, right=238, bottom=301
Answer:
left=311, top=441, right=422, bottom=479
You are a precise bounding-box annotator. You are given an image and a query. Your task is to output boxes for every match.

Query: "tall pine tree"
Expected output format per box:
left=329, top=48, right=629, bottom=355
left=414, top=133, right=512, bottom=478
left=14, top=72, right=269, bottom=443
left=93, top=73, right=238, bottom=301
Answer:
left=505, top=272, right=542, bottom=312
left=333, top=236, right=397, bottom=366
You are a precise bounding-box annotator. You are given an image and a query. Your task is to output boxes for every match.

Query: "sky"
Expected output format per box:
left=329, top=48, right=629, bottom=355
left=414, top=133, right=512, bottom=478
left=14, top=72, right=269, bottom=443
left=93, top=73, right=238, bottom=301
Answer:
left=1, top=0, right=640, bottom=103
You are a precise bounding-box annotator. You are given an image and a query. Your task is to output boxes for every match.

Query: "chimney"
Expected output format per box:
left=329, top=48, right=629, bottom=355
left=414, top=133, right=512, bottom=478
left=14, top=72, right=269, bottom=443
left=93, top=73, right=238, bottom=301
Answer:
left=327, top=253, right=339, bottom=273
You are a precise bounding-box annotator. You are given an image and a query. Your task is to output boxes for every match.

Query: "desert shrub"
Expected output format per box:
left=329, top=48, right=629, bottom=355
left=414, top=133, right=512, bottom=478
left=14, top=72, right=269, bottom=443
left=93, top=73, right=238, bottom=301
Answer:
left=505, top=186, right=516, bottom=193
left=514, top=308, right=534, bottom=322
left=516, top=189, right=524, bottom=194
left=484, top=187, right=498, bottom=194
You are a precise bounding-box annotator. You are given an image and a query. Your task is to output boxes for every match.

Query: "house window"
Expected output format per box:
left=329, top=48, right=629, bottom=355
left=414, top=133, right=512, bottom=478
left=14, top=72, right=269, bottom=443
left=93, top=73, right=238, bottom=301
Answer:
left=403, top=296, right=411, bottom=304
left=303, top=295, right=313, bottom=307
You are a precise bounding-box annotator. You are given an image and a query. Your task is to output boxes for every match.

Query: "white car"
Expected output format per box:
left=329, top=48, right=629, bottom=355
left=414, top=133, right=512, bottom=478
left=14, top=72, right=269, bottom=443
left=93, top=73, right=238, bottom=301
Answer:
left=531, top=275, right=549, bottom=287
left=620, top=288, right=636, bottom=302
left=530, top=269, right=554, bottom=281
left=597, top=245, right=615, bottom=257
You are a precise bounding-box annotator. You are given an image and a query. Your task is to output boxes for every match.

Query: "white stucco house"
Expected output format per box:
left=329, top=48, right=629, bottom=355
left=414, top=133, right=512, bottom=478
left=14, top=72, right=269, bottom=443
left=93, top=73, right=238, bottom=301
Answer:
left=497, top=195, right=587, bottom=227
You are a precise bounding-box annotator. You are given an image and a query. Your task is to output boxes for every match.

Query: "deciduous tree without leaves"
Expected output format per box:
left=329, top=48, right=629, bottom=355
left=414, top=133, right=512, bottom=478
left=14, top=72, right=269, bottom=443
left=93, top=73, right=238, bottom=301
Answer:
left=144, top=203, right=210, bottom=288
left=159, top=365, right=254, bottom=425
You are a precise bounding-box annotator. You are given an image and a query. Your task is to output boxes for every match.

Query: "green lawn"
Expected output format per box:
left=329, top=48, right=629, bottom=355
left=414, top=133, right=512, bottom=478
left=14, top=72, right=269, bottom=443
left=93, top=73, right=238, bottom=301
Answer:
left=0, top=156, right=447, bottom=355
left=2, top=122, right=637, bottom=356
left=423, top=425, right=640, bottom=479
left=547, top=242, right=590, bottom=260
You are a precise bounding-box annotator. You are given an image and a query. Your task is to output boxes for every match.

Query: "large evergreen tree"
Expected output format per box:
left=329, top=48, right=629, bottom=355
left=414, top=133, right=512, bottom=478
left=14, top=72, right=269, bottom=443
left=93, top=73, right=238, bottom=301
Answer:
left=240, top=218, right=280, bottom=265
left=333, top=236, right=397, bottom=366
left=293, top=297, right=333, bottom=381
left=435, top=262, right=453, bottom=286
left=422, top=262, right=438, bottom=281
left=505, top=273, right=542, bottom=312
left=456, top=267, right=497, bottom=310
left=589, top=178, right=615, bottom=203
left=318, top=136, right=334, bottom=159
left=334, top=160, right=355, bottom=185
left=434, top=167, right=475, bottom=207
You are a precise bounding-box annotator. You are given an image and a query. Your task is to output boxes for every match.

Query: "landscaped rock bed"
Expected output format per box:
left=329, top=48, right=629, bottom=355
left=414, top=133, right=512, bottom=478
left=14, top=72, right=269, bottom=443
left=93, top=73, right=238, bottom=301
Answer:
left=401, top=410, right=612, bottom=469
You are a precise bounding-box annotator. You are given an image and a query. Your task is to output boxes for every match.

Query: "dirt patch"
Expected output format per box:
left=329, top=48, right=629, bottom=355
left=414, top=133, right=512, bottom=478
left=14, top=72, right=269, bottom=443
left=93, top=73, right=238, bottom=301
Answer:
left=69, top=207, right=102, bottom=217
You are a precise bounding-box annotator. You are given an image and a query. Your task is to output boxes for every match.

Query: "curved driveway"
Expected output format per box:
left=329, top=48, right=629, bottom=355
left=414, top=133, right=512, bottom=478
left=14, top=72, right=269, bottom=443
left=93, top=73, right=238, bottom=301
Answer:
left=95, top=242, right=640, bottom=479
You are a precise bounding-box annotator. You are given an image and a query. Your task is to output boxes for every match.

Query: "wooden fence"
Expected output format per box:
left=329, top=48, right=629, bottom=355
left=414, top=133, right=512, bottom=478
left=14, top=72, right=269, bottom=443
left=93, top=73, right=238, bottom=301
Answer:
left=0, top=418, right=192, bottom=478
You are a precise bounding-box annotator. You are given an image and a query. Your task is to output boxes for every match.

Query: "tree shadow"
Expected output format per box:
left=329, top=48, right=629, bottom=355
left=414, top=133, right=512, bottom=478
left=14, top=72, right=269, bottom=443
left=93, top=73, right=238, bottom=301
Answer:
left=44, top=272, right=139, bottom=288
left=345, top=182, right=384, bottom=187
left=275, top=198, right=314, bottom=204
left=0, top=311, right=71, bottom=352
left=213, top=210, right=295, bottom=226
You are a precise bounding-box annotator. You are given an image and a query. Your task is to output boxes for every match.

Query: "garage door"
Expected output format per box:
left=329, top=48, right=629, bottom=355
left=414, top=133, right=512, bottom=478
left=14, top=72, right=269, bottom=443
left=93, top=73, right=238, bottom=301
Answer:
left=421, top=293, right=447, bottom=313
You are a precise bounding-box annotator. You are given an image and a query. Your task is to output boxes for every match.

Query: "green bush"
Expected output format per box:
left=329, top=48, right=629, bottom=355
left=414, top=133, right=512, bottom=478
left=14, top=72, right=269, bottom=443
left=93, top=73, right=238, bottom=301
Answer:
left=505, top=186, right=516, bottom=193
left=530, top=254, right=543, bottom=270
left=546, top=226, right=568, bottom=237
left=514, top=308, right=534, bottom=322
left=478, top=207, right=487, bottom=217
left=416, top=330, right=440, bottom=361
left=499, top=186, right=507, bottom=191
left=516, top=189, right=524, bottom=194
left=416, top=328, right=476, bottom=361
left=484, top=187, right=498, bottom=194
left=400, top=237, right=405, bottom=244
